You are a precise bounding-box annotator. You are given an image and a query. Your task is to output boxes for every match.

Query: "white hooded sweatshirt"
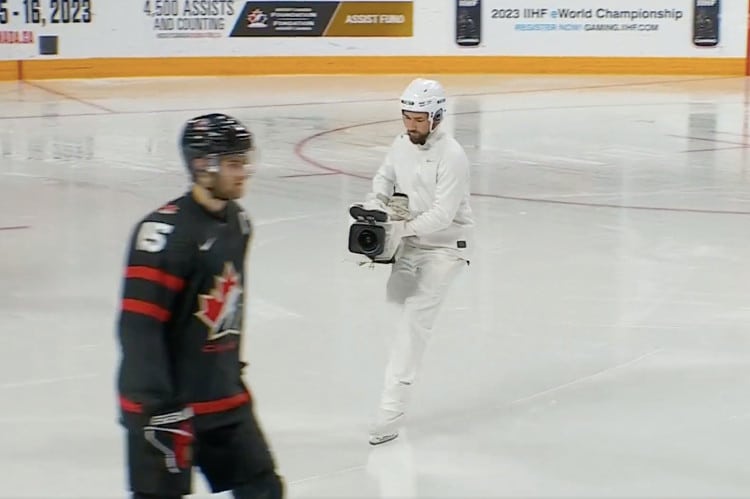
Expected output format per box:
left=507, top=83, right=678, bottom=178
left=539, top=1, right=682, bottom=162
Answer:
left=370, top=128, right=474, bottom=255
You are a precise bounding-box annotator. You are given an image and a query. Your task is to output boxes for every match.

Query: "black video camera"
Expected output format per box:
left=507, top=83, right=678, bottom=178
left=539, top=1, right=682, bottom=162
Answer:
left=348, top=204, right=401, bottom=264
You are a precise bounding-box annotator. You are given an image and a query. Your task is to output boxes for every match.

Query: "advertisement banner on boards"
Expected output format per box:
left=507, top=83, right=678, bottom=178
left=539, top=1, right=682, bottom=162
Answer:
left=229, top=1, right=413, bottom=37
left=143, top=0, right=234, bottom=39
left=140, top=0, right=412, bottom=40
left=0, top=0, right=745, bottom=61
left=0, top=0, right=413, bottom=60
left=453, top=0, right=742, bottom=57
left=0, top=0, right=95, bottom=58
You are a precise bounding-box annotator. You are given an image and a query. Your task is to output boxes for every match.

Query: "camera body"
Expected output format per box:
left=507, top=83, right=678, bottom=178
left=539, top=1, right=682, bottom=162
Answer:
left=348, top=198, right=408, bottom=263
left=348, top=220, right=403, bottom=264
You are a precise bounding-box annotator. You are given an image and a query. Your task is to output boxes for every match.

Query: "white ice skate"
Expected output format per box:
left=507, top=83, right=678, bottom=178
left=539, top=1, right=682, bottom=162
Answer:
left=368, top=409, right=405, bottom=446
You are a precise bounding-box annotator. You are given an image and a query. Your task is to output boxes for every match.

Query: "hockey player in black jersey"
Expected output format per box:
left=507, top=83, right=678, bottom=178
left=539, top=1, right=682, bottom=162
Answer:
left=116, top=113, right=283, bottom=499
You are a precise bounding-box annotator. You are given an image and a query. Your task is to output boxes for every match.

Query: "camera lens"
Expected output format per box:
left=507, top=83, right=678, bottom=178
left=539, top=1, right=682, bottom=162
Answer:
left=358, top=229, right=379, bottom=253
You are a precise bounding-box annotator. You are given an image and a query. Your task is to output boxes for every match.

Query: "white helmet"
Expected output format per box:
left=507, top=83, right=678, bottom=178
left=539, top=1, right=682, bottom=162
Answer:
left=400, top=78, right=447, bottom=131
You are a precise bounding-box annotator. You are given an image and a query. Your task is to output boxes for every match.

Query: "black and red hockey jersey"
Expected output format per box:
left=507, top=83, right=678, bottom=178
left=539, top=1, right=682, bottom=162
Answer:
left=116, top=191, right=254, bottom=430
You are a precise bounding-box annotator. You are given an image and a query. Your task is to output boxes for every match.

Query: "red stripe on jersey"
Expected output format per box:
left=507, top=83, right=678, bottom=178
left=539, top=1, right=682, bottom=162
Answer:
left=119, top=395, right=143, bottom=414
left=126, top=266, right=185, bottom=291
left=190, top=391, right=251, bottom=415
left=119, top=391, right=251, bottom=415
left=122, top=298, right=171, bottom=322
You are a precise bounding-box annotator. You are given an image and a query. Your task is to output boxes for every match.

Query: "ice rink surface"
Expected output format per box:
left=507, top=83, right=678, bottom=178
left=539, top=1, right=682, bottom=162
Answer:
left=1, top=74, right=750, bottom=498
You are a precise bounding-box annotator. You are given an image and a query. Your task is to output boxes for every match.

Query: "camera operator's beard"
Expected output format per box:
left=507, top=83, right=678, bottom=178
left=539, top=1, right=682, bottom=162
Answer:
left=407, top=130, right=428, bottom=145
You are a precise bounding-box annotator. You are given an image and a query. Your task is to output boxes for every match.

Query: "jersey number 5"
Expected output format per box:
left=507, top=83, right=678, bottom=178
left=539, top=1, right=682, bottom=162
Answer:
left=136, top=222, right=174, bottom=253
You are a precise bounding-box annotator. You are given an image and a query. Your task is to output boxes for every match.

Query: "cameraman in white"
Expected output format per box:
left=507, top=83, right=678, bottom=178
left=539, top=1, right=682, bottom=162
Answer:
left=352, top=78, right=474, bottom=445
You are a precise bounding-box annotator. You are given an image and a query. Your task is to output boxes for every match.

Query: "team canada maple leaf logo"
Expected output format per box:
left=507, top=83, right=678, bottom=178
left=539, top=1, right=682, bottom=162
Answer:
left=195, top=262, right=243, bottom=340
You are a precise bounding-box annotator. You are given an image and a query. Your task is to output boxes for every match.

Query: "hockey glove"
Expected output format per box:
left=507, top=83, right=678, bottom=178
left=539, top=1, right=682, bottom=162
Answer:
left=141, top=405, right=195, bottom=475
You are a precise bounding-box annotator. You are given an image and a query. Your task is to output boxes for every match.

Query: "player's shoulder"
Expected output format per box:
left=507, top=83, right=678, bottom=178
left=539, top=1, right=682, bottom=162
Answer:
left=127, top=195, right=195, bottom=251
left=137, top=195, right=193, bottom=226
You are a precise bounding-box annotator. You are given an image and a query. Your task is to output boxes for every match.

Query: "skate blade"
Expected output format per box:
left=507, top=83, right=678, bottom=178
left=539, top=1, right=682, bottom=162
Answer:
left=369, top=432, right=399, bottom=446
left=349, top=205, right=388, bottom=223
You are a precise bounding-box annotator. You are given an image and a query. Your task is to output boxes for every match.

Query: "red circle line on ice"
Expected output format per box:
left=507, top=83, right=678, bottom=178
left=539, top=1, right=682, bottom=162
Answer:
left=293, top=117, right=750, bottom=216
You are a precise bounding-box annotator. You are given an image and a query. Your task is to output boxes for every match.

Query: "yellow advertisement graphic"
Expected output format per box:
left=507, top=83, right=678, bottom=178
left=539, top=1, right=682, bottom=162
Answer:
left=325, top=2, right=413, bottom=37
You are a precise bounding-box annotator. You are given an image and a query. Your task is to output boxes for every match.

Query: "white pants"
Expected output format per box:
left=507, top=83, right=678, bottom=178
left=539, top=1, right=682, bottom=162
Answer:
left=379, top=242, right=468, bottom=413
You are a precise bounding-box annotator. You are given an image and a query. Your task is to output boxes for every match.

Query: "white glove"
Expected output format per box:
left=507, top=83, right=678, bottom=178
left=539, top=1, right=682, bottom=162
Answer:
left=349, top=194, right=415, bottom=250
left=386, top=193, right=411, bottom=221
left=359, top=193, right=411, bottom=221
left=363, top=192, right=389, bottom=211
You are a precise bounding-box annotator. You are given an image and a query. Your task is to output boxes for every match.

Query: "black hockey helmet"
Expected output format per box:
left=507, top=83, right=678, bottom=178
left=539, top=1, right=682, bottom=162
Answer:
left=180, top=113, right=254, bottom=176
